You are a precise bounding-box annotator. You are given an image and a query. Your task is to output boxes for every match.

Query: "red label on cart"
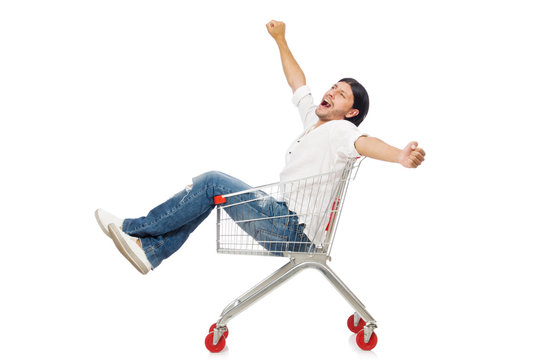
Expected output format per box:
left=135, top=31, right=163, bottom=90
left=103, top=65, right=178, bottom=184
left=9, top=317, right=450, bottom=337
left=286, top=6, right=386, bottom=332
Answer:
left=325, top=198, right=340, bottom=231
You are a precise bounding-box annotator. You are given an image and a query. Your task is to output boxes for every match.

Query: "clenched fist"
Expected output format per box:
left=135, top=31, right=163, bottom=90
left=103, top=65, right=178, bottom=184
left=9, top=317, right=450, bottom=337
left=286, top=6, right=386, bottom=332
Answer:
left=266, top=20, right=286, bottom=40
left=399, top=142, right=426, bottom=168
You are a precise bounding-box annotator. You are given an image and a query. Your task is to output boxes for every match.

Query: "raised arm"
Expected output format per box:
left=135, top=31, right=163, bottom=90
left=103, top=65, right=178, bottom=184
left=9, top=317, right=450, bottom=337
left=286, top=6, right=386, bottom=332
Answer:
left=266, top=20, right=306, bottom=93
left=355, top=136, right=426, bottom=168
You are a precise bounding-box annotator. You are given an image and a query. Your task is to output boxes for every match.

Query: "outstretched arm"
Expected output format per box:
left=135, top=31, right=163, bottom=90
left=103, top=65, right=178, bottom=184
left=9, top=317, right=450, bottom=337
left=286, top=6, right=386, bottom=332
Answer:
left=355, top=136, right=426, bottom=168
left=266, top=20, right=306, bottom=93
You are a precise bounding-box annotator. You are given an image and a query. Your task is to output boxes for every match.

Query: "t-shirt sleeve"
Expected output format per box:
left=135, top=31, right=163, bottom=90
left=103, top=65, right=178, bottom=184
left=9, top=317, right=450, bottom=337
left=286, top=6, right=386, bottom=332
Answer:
left=329, top=122, right=363, bottom=159
left=292, top=85, right=318, bottom=131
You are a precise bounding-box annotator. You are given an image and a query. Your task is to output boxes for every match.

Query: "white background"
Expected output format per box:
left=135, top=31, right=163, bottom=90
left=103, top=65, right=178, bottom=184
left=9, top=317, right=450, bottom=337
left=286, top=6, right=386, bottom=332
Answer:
left=1, top=0, right=543, bottom=359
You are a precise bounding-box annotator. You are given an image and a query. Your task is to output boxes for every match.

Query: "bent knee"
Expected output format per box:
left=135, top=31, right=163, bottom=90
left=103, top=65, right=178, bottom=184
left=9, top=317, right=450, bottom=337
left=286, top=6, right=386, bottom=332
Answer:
left=201, top=170, right=226, bottom=180
left=195, top=170, right=231, bottom=185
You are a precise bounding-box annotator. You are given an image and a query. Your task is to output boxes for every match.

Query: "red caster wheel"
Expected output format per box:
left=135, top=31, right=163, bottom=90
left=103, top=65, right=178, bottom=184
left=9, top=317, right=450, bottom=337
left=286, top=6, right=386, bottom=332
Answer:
left=347, top=314, right=366, bottom=334
left=205, top=332, right=226, bottom=353
left=209, top=323, right=229, bottom=339
left=355, top=329, right=378, bottom=351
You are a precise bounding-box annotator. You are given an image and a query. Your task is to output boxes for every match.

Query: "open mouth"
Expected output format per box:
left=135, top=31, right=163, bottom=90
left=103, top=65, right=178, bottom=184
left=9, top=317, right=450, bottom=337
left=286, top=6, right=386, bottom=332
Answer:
left=320, top=99, right=332, bottom=109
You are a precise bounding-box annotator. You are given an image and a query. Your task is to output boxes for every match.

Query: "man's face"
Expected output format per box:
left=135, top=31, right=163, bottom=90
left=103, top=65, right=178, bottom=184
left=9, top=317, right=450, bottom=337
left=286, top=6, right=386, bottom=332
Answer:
left=315, top=81, right=359, bottom=121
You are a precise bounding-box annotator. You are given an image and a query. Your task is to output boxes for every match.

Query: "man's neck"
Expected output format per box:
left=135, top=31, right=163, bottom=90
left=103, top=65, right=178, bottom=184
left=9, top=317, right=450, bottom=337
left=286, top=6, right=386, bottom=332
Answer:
left=314, top=118, right=340, bottom=129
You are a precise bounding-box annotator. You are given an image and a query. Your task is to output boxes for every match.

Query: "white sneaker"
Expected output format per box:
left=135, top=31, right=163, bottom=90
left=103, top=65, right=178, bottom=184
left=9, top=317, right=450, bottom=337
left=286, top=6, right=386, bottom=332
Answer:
left=108, top=224, right=153, bottom=275
left=95, top=208, right=123, bottom=237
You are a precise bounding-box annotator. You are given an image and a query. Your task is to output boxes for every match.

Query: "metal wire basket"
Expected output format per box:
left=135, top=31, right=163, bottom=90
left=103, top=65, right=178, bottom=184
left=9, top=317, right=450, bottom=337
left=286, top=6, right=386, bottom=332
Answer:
left=214, top=157, right=362, bottom=257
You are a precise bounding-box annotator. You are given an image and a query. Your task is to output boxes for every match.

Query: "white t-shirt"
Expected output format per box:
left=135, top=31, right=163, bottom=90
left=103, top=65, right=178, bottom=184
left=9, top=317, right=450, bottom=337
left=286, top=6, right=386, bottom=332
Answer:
left=279, top=85, right=363, bottom=246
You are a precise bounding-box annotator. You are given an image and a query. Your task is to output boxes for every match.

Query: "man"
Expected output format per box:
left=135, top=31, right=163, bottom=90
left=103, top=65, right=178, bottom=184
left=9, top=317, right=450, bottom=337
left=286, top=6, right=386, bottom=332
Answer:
left=95, top=20, right=426, bottom=274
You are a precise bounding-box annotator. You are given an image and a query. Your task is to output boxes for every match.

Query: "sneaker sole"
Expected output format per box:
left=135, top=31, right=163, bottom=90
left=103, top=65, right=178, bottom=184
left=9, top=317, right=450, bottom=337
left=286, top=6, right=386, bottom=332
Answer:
left=95, top=209, right=112, bottom=237
left=108, top=224, right=150, bottom=275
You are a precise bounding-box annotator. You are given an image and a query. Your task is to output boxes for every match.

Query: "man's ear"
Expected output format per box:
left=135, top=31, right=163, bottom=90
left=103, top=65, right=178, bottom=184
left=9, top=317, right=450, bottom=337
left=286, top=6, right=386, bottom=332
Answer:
left=345, top=108, right=359, bottom=119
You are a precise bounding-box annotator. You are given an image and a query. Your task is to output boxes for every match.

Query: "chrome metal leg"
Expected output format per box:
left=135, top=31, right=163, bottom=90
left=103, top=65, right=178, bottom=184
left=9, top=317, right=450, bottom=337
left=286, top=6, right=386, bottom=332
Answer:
left=311, top=261, right=377, bottom=342
left=316, top=263, right=376, bottom=324
left=218, top=259, right=296, bottom=319
left=215, top=258, right=307, bottom=333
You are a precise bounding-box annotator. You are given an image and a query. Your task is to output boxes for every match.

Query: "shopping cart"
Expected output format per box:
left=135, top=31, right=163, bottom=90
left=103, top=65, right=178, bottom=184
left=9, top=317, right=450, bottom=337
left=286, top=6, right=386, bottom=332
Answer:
left=204, top=157, right=378, bottom=352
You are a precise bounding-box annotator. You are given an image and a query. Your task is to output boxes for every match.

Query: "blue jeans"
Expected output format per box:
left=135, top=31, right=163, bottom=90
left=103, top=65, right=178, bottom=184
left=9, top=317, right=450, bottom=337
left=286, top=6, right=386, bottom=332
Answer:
left=122, top=171, right=310, bottom=268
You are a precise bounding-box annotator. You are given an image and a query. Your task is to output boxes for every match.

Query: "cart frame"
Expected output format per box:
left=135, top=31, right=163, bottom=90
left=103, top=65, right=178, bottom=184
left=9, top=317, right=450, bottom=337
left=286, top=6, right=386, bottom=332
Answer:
left=206, top=157, right=378, bottom=351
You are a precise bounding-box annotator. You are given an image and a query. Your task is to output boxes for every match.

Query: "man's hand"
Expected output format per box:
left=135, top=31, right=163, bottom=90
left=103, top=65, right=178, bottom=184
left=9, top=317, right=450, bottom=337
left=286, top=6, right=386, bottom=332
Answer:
left=266, top=20, right=286, bottom=41
left=398, top=141, right=426, bottom=168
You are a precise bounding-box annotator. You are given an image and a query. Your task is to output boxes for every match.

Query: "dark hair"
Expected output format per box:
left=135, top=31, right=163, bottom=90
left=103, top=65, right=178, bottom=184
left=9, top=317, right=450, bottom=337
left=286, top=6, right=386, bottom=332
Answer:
left=338, top=78, right=369, bottom=127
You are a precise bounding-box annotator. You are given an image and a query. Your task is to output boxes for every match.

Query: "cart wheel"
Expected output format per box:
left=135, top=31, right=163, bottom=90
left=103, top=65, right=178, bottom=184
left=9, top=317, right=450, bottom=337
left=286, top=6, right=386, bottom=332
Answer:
left=205, top=332, right=226, bottom=353
left=209, top=323, right=229, bottom=339
left=355, top=329, right=378, bottom=351
left=347, top=314, right=366, bottom=333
